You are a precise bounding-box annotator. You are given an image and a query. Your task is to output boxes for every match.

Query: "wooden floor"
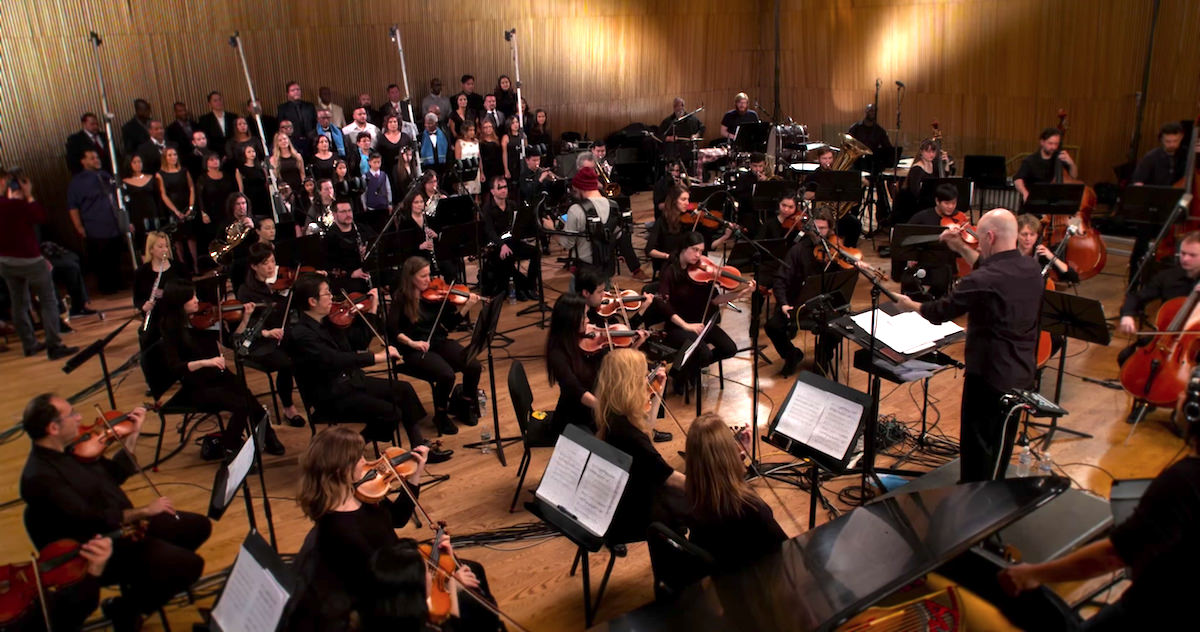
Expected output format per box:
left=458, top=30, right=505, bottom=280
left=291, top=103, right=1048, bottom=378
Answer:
left=0, top=193, right=1186, bottom=631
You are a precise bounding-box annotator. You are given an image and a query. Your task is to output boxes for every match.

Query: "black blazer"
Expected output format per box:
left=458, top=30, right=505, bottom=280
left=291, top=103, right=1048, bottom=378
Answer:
left=277, top=100, right=318, bottom=137
left=286, top=312, right=376, bottom=406
left=198, top=111, right=240, bottom=157
left=65, top=130, right=112, bottom=174
left=136, top=140, right=175, bottom=176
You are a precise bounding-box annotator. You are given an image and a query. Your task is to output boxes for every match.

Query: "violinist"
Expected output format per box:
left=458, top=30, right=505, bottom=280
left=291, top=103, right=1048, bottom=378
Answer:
left=755, top=194, right=802, bottom=242
left=387, top=257, right=483, bottom=437
left=645, top=183, right=692, bottom=275
left=1116, top=232, right=1200, bottom=366
left=3, top=535, right=112, bottom=632
left=1013, top=128, right=1075, bottom=202
left=481, top=175, right=541, bottom=299
left=286, top=273, right=451, bottom=462
left=292, top=427, right=495, bottom=629
left=732, top=152, right=769, bottom=233
left=764, top=208, right=842, bottom=377
left=892, top=209, right=1044, bottom=483
left=576, top=266, right=665, bottom=330
left=133, top=231, right=182, bottom=346
left=157, top=279, right=286, bottom=456
left=325, top=197, right=377, bottom=294
left=902, top=183, right=963, bottom=299
left=235, top=243, right=306, bottom=428
left=660, top=232, right=754, bottom=393
left=19, top=394, right=211, bottom=631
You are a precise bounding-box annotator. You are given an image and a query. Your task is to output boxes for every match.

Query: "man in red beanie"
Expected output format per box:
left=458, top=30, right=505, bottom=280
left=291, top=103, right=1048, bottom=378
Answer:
left=559, top=166, right=645, bottom=279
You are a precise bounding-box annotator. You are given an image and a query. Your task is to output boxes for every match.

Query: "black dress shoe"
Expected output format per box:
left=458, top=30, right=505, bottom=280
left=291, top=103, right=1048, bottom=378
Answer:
left=47, top=344, right=79, bottom=360
left=451, top=397, right=479, bottom=426
left=23, top=342, right=47, bottom=357
left=653, top=429, right=673, bottom=443
left=425, top=443, right=453, bottom=463
left=263, top=427, right=286, bottom=456
left=434, top=412, right=458, bottom=435
left=59, top=320, right=74, bottom=333
left=286, top=414, right=307, bottom=428
left=70, top=307, right=99, bottom=316
left=779, top=351, right=803, bottom=377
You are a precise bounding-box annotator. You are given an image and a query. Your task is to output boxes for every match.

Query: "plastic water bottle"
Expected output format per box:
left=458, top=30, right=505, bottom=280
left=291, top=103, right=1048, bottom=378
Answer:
left=477, top=388, right=488, bottom=417
left=1015, top=446, right=1033, bottom=477
left=507, top=279, right=517, bottom=304
left=1037, top=451, right=1054, bottom=477
left=480, top=427, right=493, bottom=454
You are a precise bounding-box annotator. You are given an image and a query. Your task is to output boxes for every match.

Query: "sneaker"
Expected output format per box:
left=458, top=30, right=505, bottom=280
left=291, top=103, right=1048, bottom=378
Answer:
left=47, top=344, right=79, bottom=360
left=434, top=411, right=458, bottom=435
left=425, top=442, right=453, bottom=463
left=653, top=429, right=673, bottom=443
left=23, top=342, right=47, bottom=357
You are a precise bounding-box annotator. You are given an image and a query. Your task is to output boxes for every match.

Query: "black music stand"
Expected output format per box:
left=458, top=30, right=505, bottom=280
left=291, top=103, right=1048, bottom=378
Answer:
left=762, top=371, right=870, bottom=528
left=294, top=235, right=328, bottom=269
left=271, top=237, right=298, bottom=267
left=460, top=295, right=516, bottom=465
left=426, top=194, right=475, bottom=232
left=1023, top=184, right=1085, bottom=217
left=61, top=316, right=136, bottom=409
left=435, top=221, right=480, bottom=286
left=733, top=122, right=771, bottom=154
left=889, top=224, right=958, bottom=295
left=207, top=532, right=293, bottom=632
left=962, top=155, right=1007, bottom=188
left=751, top=180, right=798, bottom=214
left=207, top=413, right=277, bottom=551
left=917, top=177, right=974, bottom=216
left=1118, top=185, right=1187, bottom=225
left=793, top=268, right=859, bottom=381
left=807, top=170, right=863, bottom=208
left=1036, top=290, right=1110, bottom=446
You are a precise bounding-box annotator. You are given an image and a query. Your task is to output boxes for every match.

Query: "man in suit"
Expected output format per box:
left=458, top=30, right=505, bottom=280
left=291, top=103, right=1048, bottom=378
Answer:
left=277, top=81, right=317, bottom=141
left=120, top=99, right=153, bottom=156
left=65, top=112, right=112, bottom=175
left=380, top=84, right=407, bottom=125
left=197, top=91, right=239, bottom=158
left=165, top=102, right=196, bottom=157
left=318, top=86, right=346, bottom=128
left=135, top=120, right=171, bottom=176
left=480, top=93, right=505, bottom=132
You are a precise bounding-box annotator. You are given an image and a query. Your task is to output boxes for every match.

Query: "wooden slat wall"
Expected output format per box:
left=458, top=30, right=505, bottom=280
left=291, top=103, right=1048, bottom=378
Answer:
left=775, top=0, right=1200, bottom=182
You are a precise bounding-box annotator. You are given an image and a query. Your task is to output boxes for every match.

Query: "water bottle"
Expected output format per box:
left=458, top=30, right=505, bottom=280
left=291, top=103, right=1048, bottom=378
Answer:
left=507, top=279, right=517, bottom=304
left=480, top=427, right=493, bottom=454
left=1037, top=451, right=1054, bottom=477
left=1015, top=446, right=1033, bottom=477
left=477, top=388, right=488, bottom=417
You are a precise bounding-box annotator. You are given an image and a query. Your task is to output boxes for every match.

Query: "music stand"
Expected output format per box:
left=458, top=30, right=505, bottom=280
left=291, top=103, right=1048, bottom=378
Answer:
left=793, top=268, right=858, bottom=380
left=806, top=170, right=863, bottom=207
left=435, top=221, right=480, bottom=285
left=733, top=122, right=771, bottom=154
left=294, top=235, right=328, bottom=269
left=1118, top=185, right=1187, bottom=225
left=917, top=177, right=974, bottom=216
left=889, top=224, right=958, bottom=289
left=271, top=236, right=298, bottom=267
left=751, top=180, right=798, bottom=214
left=762, top=371, right=870, bottom=528
left=426, top=194, right=475, bottom=233
left=460, top=294, right=516, bottom=465
left=962, top=155, right=1007, bottom=188
left=1036, top=290, right=1109, bottom=446
left=1023, top=184, right=1085, bottom=216
left=207, top=413, right=278, bottom=550
left=208, top=532, right=293, bottom=632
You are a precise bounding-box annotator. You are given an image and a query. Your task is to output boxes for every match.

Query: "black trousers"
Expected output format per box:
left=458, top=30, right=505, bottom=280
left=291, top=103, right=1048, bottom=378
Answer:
left=764, top=305, right=800, bottom=363
left=960, top=374, right=1022, bottom=482
left=245, top=345, right=296, bottom=407
left=323, top=376, right=428, bottom=446
left=400, top=338, right=481, bottom=413
left=665, top=324, right=738, bottom=380
left=484, top=242, right=540, bottom=296
left=184, top=371, right=267, bottom=450
left=47, top=248, right=90, bottom=312
left=456, top=558, right=502, bottom=631
left=103, top=511, right=211, bottom=614
left=86, top=235, right=125, bottom=294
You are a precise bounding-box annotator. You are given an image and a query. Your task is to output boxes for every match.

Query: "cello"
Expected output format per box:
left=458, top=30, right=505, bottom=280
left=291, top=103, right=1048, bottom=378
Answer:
left=1118, top=283, right=1200, bottom=407
left=1043, top=109, right=1107, bottom=281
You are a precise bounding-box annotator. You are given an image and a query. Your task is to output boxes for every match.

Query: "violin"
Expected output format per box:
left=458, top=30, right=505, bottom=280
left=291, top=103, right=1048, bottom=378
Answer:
left=939, top=211, right=980, bottom=277
left=595, top=290, right=646, bottom=317
left=189, top=300, right=245, bottom=329
left=578, top=324, right=662, bottom=354
left=687, top=256, right=752, bottom=289
left=420, top=522, right=461, bottom=625
left=271, top=265, right=317, bottom=291
left=421, top=277, right=486, bottom=305
left=812, top=235, right=889, bottom=280
left=353, top=446, right=421, bottom=503
left=329, top=292, right=374, bottom=328
left=66, top=410, right=137, bottom=463
left=680, top=208, right=724, bottom=230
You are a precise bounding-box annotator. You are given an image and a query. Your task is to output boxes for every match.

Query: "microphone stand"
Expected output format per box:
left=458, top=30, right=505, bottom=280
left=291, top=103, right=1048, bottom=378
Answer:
left=388, top=25, right=422, bottom=180
left=505, top=29, right=526, bottom=162
left=86, top=31, right=138, bottom=270
left=229, top=32, right=282, bottom=225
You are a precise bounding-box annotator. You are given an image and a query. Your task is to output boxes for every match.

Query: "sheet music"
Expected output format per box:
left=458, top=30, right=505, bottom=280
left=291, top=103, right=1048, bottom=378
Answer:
left=211, top=543, right=290, bottom=632
left=682, top=318, right=717, bottom=367
left=223, top=436, right=257, bottom=508
left=850, top=309, right=962, bottom=355
left=774, top=380, right=863, bottom=460
left=536, top=433, right=629, bottom=537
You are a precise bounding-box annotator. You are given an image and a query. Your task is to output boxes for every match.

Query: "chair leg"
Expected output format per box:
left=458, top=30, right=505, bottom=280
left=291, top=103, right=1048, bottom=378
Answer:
left=718, top=360, right=724, bottom=390
left=592, top=549, right=620, bottom=624
left=266, top=372, right=282, bottom=424
left=153, top=410, right=167, bottom=471
left=508, top=449, right=532, bottom=512
left=695, top=373, right=702, bottom=416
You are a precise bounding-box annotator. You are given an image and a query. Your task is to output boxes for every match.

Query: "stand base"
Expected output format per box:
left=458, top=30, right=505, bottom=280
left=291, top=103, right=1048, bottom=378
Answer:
left=463, top=435, right=523, bottom=451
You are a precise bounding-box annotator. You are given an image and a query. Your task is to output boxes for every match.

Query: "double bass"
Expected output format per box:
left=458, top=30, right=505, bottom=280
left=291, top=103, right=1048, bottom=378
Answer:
left=1042, top=109, right=1107, bottom=281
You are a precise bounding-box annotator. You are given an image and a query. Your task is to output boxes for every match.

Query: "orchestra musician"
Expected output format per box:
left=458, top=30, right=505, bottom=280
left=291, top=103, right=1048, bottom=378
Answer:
left=801, top=145, right=836, bottom=202
left=1116, top=231, right=1200, bottom=368
left=660, top=231, right=755, bottom=393
left=1013, top=127, right=1076, bottom=202
left=19, top=395, right=211, bottom=632
left=576, top=265, right=666, bottom=331
left=901, top=183, right=963, bottom=299
left=285, top=273, right=451, bottom=462
left=733, top=152, right=769, bottom=234
left=133, top=231, right=183, bottom=348
left=324, top=197, right=377, bottom=294
left=546, top=294, right=624, bottom=437
left=291, top=427, right=496, bottom=630
left=156, top=279, right=287, bottom=456
left=1016, top=213, right=1078, bottom=283
left=803, top=145, right=863, bottom=246
left=305, top=178, right=336, bottom=232
left=222, top=192, right=258, bottom=295
left=645, top=183, right=695, bottom=275
left=481, top=175, right=541, bottom=299
left=1127, top=122, right=1191, bottom=278
left=893, top=138, right=951, bottom=224
left=660, top=97, right=705, bottom=166
left=653, top=160, right=685, bottom=218
left=387, top=256, right=483, bottom=437
left=847, top=104, right=895, bottom=225
left=719, top=92, right=759, bottom=143
left=235, top=242, right=307, bottom=428
left=893, top=209, right=1044, bottom=482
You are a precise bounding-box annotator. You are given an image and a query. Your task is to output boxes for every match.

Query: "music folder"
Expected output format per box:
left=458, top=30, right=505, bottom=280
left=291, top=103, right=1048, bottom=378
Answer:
left=535, top=424, right=632, bottom=540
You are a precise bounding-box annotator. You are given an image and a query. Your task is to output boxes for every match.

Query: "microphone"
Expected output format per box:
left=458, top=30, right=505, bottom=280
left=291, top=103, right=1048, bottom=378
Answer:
left=895, top=80, right=905, bottom=88
left=913, top=268, right=927, bottom=280
left=1065, top=224, right=1080, bottom=236
left=504, top=28, right=516, bottom=41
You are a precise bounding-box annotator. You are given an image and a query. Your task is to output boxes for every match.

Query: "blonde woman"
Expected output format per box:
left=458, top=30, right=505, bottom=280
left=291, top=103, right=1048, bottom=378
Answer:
left=133, top=231, right=182, bottom=343
left=683, top=413, right=786, bottom=570
left=269, top=131, right=305, bottom=195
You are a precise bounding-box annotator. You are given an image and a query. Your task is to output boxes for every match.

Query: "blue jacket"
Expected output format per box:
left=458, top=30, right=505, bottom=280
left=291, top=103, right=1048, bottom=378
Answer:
left=419, top=129, right=449, bottom=166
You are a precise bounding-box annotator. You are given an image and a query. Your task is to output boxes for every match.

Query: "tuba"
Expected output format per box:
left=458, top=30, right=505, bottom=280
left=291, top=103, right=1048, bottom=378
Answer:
left=829, top=133, right=873, bottom=218
left=208, top=218, right=252, bottom=263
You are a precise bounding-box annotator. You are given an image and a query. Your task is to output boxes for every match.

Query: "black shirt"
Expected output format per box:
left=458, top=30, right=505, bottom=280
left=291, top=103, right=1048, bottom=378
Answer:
left=161, top=322, right=225, bottom=387
left=481, top=199, right=533, bottom=247
left=772, top=234, right=827, bottom=307
left=847, top=121, right=894, bottom=170
left=904, top=208, right=957, bottom=294
left=1013, top=152, right=1059, bottom=188
left=236, top=274, right=288, bottom=330
left=547, top=346, right=604, bottom=435
left=918, top=249, right=1043, bottom=391
left=386, top=297, right=463, bottom=348
left=133, top=262, right=182, bottom=318
left=644, top=221, right=689, bottom=262
left=324, top=223, right=375, bottom=278
left=1120, top=265, right=1197, bottom=317
left=720, top=109, right=759, bottom=138
left=661, top=263, right=717, bottom=324
left=602, top=414, right=675, bottom=541
left=659, top=112, right=705, bottom=139
left=287, top=312, right=377, bottom=406
left=20, top=445, right=137, bottom=548
left=686, top=497, right=786, bottom=572
left=1131, top=146, right=1187, bottom=186
left=1107, top=456, right=1200, bottom=627
left=315, top=491, right=417, bottom=619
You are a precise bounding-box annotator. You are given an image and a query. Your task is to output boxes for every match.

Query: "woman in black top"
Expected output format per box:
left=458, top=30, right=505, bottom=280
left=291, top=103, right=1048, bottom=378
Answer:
left=895, top=139, right=950, bottom=224
left=270, top=131, right=305, bottom=194
left=1017, top=213, right=1079, bottom=284
left=593, top=349, right=686, bottom=545
left=545, top=294, right=607, bottom=435
left=448, top=93, right=474, bottom=141
left=235, top=144, right=271, bottom=219
left=478, top=119, right=505, bottom=185
left=235, top=243, right=306, bottom=427
left=526, top=108, right=551, bottom=151
left=309, top=134, right=337, bottom=182
left=660, top=231, right=754, bottom=391
left=645, top=183, right=691, bottom=274
left=133, top=231, right=182, bottom=352
left=223, top=116, right=256, bottom=168
left=494, top=75, right=517, bottom=118
left=377, top=114, right=409, bottom=200
left=684, top=413, right=786, bottom=570
left=123, top=154, right=161, bottom=247
left=295, top=427, right=498, bottom=631
left=387, top=257, right=482, bottom=436
left=196, top=151, right=233, bottom=270
left=501, top=116, right=523, bottom=183
left=157, top=279, right=284, bottom=455
left=157, top=147, right=194, bottom=232
left=397, top=189, right=437, bottom=263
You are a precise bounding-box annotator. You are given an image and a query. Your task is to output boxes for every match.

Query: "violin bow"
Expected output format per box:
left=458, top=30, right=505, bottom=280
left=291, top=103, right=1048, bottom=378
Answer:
left=608, top=279, right=635, bottom=330
left=92, top=405, right=179, bottom=520
left=421, top=288, right=454, bottom=359
left=338, top=289, right=388, bottom=349
left=274, top=286, right=296, bottom=347
left=29, top=551, right=53, bottom=632
left=646, top=363, right=689, bottom=438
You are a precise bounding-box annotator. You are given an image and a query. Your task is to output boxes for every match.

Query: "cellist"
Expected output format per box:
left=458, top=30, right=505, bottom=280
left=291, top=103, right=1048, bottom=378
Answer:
left=1013, top=128, right=1076, bottom=202
left=1127, top=122, right=1193, bottom=281
left=1116, top=231, right=1200, bottom=368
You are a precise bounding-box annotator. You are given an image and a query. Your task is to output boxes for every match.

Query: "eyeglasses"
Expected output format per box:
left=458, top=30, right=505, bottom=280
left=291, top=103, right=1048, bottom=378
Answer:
left=494, top=184, right=508, bottom=190
left=318, top=291, right=333, bottom=298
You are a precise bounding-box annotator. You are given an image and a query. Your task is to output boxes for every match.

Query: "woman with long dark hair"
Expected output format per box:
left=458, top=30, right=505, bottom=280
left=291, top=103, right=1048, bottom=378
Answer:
left=494, top=75, right=517, bottom=118
left=310, top=134, right=337, bottom=182
left=526, top=108, right=551, bottom=151
left=387, top=257, right=482, bottom=436
left=545, top=294, right=604, bottom=436
left=156, top=279, right=284, bottom=456
left=644, top=182, right=690, bottom=273
left=235, top=144, right=271, bottom=219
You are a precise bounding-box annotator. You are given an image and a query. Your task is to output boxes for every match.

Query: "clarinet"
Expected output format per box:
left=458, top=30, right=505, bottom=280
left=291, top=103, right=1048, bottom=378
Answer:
left=354, top=223, right=373, bottom=290
left=141, top=254, right=166, bottom=332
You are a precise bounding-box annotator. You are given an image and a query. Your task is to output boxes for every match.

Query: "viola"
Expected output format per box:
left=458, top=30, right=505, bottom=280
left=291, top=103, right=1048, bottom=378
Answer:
left=329, top=292, right=374, bottom=328
left=419, top=523, right=461, bottom=625
left=578, top=324, right=662, bottom=354
left=421, top=277, right=485, bottom=305
left=688, top=256, right=752, bottom=289
left=595, top=290, right=646, bottom=317
left=353, top=447, right=421, bottom=503
left=939, top=212, right=980, bottom=277
left=1119, top=284, right=1200, bottom=406
left=780, top=210, right=811, bottom=232
left=270, top=265, right=317, bottom=291
left=66, top=410, right=137, bottom=463
left=189, top=300, right=245, bottom=329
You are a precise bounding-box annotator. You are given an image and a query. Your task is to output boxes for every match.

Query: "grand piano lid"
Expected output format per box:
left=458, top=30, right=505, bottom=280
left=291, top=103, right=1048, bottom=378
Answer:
left=593, top=476, right=1070, bottom=632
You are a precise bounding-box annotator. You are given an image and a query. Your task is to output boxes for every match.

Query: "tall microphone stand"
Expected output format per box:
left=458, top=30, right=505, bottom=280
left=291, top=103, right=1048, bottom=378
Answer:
left=229, top=32, right=281, bottom=225
left=86, top=31, right=138, bottom=270
left=388, top=24, right=422, bottom=180
left=505, top=29, right=526, bottom=161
